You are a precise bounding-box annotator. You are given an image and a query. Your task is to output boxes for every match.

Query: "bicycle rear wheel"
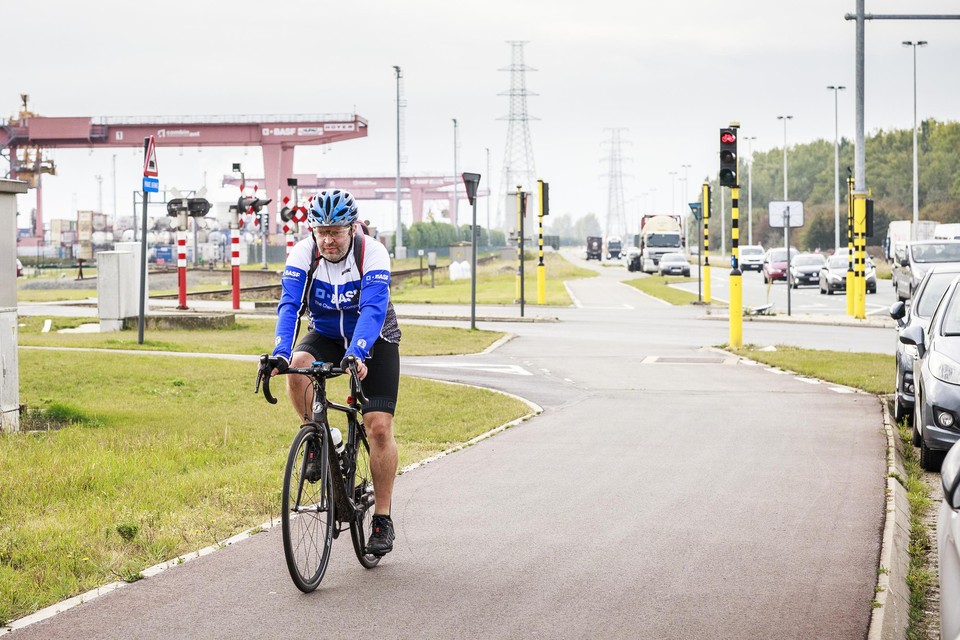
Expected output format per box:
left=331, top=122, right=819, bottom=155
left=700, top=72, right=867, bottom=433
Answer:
left=348, top=424, right=381, bottom=568
left=281, top=424, right=335, bottom=592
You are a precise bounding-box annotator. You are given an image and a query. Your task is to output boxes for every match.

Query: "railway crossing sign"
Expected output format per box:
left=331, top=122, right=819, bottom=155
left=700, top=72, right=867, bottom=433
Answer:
left=143, top=135, right=158, bottom=177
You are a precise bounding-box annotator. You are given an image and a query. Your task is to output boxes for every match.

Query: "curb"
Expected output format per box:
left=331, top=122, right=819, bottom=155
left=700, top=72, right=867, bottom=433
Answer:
left=867, top=397, right=911, bottom=640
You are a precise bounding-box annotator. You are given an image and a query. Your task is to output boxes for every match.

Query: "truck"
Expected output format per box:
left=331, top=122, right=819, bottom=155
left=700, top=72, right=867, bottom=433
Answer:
left=639, top=214, right=684, bottom=273
left=886, top=220, right=936, bottom=261
left=585, top=236, right=602, bottom=261
left=606, top=236, right=623, bottom=260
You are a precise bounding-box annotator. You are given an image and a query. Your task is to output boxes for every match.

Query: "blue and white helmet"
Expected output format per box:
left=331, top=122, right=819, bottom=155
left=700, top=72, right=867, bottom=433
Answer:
left=307, top=190, right=358, bottom=227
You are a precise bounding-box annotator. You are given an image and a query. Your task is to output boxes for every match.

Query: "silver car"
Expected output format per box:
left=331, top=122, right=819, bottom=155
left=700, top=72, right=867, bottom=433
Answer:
left=939, top=443, right=960, bottom=639
left=895, top=240, right=960, bottom=302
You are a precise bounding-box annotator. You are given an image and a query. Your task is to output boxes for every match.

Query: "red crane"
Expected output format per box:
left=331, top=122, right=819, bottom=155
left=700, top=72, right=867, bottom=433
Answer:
left=0, top=97, right=368, bottom=241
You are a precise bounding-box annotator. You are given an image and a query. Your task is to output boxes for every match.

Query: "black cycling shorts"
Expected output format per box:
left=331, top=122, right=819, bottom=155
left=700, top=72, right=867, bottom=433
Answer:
left=293, top=333, right=399, bottom=415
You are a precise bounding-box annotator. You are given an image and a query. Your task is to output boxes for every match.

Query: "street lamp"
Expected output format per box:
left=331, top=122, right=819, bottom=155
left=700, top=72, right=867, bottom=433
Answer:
left=827, top=86, right=847, bottom=251
left=393, top=65, right=403, bottom=257
left=745, top=136, right=757, bottom=245
left=668, top=171, right=678, bottom=215
left=903, top=40, right=928, bottom=233
left=680, top=164, right=691, bottom=210
left=452, top=118, right=459, bottom=230
left=777, top=115, right=793, bottom=199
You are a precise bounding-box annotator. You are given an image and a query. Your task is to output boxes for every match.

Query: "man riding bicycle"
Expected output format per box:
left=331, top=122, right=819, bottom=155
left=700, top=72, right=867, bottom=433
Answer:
left=270, top=189, right=401, bottom=556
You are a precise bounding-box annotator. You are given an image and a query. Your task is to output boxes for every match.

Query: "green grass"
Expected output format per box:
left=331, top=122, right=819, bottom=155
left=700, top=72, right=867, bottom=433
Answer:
left=623, top=275, right=721, bottom=306
left=0, top=349, right=529, bottom=625
left=390, top=252, right=595, bottom=305
left=16, top=289, right=96, bottom=303
left=17, top=317, right=503, bottom=357
left=728, top=345, right=894, bottom=394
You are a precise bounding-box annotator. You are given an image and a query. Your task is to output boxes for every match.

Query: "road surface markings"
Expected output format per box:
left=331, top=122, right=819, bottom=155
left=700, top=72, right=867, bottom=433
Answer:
left=564, top=282, right=583, bottom=308
left=405, top=362, right=533, bottom=376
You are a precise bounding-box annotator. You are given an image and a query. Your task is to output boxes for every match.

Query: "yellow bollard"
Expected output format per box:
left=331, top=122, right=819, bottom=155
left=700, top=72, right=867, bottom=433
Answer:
left=729, top=186, right=742, bottom=349
left=853, top=193, right=867, bottom=319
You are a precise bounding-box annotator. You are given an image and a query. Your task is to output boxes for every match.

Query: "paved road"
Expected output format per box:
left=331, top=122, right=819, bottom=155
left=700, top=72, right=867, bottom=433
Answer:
left=10, top=262, right=888, bottom=639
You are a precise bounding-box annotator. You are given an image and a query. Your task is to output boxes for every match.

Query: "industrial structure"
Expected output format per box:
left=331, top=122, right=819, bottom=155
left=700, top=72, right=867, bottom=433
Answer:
left=0, top=96, right=367, bottom=244
left=602, top=128, right=628, bottom=239
left=497, top=41, right=538, bottom=232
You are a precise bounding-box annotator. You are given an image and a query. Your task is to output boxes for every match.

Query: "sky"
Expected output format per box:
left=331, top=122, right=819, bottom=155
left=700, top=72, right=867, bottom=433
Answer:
left=5, top=0, right=960, bottom=238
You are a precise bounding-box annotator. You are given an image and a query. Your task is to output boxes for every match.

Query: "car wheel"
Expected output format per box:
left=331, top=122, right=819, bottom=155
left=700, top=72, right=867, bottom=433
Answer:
left=920, top=437, right=944, bottom=472
left=763, top=274, right=768, bottom=284
left=827, top=288, right=834, bottom=295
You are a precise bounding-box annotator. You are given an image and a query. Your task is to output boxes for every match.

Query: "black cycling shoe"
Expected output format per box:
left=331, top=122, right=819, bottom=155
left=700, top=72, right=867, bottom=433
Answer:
left=367, top=515, right=395, bottom=556
left=303, top=439, right=322, bottom=483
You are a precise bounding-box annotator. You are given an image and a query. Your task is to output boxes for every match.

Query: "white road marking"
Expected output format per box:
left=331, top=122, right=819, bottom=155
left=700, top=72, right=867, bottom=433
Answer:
left=564, top=282, right=583, bottom=308
left=829, top=387, right=855, bottom=394
left=406, top=363, right=533, bottom=376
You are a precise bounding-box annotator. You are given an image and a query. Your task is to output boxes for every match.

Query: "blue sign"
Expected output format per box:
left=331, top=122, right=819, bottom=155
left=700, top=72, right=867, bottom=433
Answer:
left=688, top=202, right=702, bottom=221
left=143, top=177, right=159, bottom=193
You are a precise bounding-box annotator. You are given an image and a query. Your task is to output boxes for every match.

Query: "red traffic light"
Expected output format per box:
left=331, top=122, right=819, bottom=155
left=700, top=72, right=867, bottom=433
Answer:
left=720, top=131, right=737, bottom=144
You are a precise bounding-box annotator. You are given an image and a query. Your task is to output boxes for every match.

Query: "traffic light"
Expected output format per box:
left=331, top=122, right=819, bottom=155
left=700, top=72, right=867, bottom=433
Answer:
left=539, top=180, right=550, bottom=216
left=187, top=198, right=210, bottom=217
left=719, top=127, right=738, bottom=187
left=238, top=197, right=272, bottom=214
left=280, top=206, right=293, bottom=222
left=166, top=198, right=185, bottom=217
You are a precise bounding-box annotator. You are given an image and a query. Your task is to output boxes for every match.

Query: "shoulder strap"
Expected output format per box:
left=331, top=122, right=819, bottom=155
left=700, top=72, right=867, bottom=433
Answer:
left=353, top=229, right=365, bottom=280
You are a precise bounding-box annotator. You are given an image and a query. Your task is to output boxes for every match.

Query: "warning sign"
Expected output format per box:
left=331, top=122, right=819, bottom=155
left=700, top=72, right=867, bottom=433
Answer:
left=143, top=136, right=159, bottom=177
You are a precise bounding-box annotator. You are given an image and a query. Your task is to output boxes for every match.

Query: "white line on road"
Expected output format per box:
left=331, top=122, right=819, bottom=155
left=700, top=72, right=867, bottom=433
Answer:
left=405, top=363, right=533, bottom=376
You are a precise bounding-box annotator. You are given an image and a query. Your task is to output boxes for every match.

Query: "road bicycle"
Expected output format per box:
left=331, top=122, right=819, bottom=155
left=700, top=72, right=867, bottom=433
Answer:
left=255, top=355, right=381, bottom=592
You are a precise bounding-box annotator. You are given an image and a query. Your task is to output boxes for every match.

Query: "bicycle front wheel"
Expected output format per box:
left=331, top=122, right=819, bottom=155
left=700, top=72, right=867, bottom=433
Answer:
left=349, top=425, right=381, bottom=569
left=281, top=424, right=335, bottom=592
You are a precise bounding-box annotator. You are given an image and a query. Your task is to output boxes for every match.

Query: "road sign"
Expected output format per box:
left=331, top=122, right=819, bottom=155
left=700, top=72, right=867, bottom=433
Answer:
left=768, top=201, right=804, bottom=228
left=461, top=172, right=481, bottom=206
left=689, top=202, right=702, bottom=221
left=143, top=136, right=159, bottom=177
left=143, top=176, right=159, bottom=193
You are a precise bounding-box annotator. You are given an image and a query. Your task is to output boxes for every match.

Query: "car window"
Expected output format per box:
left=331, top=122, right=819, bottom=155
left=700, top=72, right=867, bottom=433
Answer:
left=827, top=255, right=847, bottom=268
left=916, top=272, right=960, bottom=318
left=940, top=286, right=960, bottom=336
left=741, top=247, right=763, bottom=256
left=911, top=243, right=960, bottom=263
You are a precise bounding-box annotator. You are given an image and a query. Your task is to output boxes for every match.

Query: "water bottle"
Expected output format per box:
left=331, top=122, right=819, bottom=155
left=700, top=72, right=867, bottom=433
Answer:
left=329, top=427, right=345, bottom=457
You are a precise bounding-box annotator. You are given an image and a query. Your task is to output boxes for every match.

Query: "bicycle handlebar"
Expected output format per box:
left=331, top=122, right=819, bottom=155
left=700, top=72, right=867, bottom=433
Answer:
left=255, top=354, right=368, bottom=406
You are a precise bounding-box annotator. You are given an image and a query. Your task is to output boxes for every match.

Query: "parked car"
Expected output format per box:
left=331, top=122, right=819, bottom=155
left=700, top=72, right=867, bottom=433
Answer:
left=16, top=259, right=23, bottom=277
left=818, top=254, right=877, bottom=295
left=894, top=240, right=960, bottom=302
left=890, top=266, right=960, bottom=428
left=761, top=247, right=798, bottom=283
left=658, top=252, right=691, bottom=277
left=739, top=245, right=765, bottom=272
left=938, top=442, right=960, bottom=639
left=899, top=275, right=960, bottom=470
left=788, top=253, right=826, bottom=288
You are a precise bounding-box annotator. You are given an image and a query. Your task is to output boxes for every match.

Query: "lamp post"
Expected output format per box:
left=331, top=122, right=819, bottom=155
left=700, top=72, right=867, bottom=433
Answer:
left=452, top=118, right=459, bottom=231
left=903, top=40, right=928, bottom=235
left=393, top=65, right=403, bottom=257
left=777, top=115, right=793, bottom=200
left=669, top=171, right=678, bottom=216
left=745, top=136, right=757, bottom=245
left=827, top=86, right=847, bottom=251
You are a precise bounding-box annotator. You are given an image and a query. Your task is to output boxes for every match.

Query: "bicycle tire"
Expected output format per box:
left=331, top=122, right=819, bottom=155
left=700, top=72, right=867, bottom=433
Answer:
left=348, top=423, right=381, bottom=569
left=281, top=424, right=335, bottom=592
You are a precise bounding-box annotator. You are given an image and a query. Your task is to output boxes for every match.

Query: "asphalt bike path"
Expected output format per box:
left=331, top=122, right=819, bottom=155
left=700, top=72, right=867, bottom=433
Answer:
left=9, top=265, right=887, bottom=639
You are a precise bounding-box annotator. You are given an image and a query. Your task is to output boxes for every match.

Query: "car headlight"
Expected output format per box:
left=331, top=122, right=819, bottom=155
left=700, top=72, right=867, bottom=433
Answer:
left=929, top=351, right=960, bottom=385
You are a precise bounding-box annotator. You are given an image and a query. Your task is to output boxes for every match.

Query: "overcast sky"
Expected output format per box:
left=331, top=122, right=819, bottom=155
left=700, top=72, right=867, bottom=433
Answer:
left=7, top=0, right=960, bottom=235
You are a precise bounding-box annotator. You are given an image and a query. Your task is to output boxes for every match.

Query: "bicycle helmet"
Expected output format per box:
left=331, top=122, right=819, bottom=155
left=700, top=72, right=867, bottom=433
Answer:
left=307, top=190, right=358, bottom=227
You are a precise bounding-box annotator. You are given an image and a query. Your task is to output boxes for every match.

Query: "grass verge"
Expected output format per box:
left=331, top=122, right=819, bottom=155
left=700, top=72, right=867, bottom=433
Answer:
left=623, top=275, right=723, bottom=307
left=892, top=420, right=937, bottom=640
left=390, top=252, right=595, bottom=305
left=16, top=317, right=503, bottom=358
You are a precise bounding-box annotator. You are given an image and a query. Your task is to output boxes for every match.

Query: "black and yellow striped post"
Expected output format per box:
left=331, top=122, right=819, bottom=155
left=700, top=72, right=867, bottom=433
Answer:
left=702, top=182, right=711, bottom=304
left=853, top=192, right=867, bottom=319
left=515, top=185, right=526, bottom=316
left=537, top=179, right=546, bottom=304
left=729, top=186, right=742, bottom=349
left=846, top=175, right=855, bottom=316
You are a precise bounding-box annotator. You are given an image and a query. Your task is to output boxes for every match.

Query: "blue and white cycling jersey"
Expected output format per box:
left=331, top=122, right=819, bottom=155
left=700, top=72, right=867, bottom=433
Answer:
left=272, top=234, right=401, bottom=361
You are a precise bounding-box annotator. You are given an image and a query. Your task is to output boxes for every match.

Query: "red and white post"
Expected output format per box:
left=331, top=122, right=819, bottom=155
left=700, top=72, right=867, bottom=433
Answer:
left=176, top=212, right=188, bottom=310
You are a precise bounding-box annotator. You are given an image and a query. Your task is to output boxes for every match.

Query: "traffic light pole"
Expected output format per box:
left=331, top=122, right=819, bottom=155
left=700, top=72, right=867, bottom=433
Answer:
left=729, top=187, right=742, bottom=349
left=516, top=186, right=526, bottom=318
left=702, top=183, right=711, bottom=304
left=537, top=179, right=546, bottom=305
left=846, top=175, right=855, bottom=316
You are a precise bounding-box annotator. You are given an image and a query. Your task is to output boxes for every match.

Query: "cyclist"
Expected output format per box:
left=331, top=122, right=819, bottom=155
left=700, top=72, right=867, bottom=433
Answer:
left=270, top=189, right=401, bottom=556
